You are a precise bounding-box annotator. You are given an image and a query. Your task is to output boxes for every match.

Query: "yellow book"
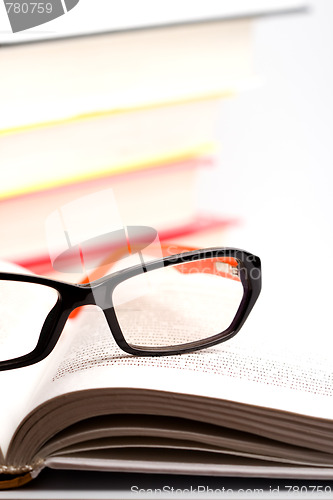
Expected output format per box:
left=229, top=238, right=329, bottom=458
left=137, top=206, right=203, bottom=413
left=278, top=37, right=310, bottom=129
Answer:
left=0, top=98, right=218, bottom=200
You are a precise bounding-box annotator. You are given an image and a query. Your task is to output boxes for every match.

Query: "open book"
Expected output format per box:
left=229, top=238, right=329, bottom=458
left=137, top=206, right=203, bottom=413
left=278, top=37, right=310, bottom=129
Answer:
left=1, top=262, right=333, bottom=489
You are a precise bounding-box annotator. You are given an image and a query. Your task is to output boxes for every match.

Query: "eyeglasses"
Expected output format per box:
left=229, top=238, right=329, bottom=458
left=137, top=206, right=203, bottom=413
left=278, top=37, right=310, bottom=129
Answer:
left=0, top=245, right=261, bottom=371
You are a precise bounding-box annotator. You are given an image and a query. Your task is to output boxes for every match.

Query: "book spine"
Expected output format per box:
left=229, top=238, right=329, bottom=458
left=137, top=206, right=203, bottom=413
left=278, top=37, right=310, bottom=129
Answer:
left=0, top=461, right=44, bottom=489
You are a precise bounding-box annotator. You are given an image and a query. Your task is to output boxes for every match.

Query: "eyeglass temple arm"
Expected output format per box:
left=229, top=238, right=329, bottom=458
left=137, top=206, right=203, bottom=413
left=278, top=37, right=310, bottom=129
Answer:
left=69, top=243, right=239, bottom=319
left=80, top=243, right=239, bottom=283
left=164, top=244, right=239, bottom=280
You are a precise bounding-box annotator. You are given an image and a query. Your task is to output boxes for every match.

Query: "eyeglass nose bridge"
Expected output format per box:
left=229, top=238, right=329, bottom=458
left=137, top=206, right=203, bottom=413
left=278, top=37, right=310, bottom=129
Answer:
left=72, top=280, right=114, bottom=312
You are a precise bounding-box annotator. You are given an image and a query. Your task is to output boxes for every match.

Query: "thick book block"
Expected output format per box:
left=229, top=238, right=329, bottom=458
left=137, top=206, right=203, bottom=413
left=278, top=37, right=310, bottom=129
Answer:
left=1, top=284, right=333, bottom=487
left=0, top=19, right=255, bottom=131
left=0, top=156, right=216, bottom=262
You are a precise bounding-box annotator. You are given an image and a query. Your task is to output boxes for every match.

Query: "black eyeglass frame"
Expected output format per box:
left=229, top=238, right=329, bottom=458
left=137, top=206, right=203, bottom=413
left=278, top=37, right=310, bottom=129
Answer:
left=0, top=248, right=261, bottom=371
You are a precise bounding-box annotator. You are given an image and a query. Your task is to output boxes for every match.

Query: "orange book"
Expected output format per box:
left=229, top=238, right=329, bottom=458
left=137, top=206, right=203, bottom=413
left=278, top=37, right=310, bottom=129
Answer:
left=0, top=156, right=220, bottom=264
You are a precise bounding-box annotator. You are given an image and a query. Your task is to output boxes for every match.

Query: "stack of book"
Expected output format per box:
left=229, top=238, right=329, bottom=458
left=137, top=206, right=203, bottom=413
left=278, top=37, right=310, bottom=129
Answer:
left=0, top=18, right=254, bottom=276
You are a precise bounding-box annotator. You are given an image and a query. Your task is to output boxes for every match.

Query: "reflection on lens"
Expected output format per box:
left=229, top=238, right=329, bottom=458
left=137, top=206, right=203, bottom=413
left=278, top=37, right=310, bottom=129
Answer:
left=0, top=281, right=58, bottom=362
left=112, top=257, right=244, bottom=349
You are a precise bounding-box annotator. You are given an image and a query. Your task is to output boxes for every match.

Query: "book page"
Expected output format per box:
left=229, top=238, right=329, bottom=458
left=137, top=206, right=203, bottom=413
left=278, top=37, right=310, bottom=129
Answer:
left=28, top=303, right=333, bottom=423
left=0, top=261, right=75, bottom=459
left=0, top=319, right=73, bottom=460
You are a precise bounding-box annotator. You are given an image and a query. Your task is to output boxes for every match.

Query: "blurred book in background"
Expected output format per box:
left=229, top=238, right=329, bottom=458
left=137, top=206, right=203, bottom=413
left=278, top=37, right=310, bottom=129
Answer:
left=0, top=0, right=307, bottom=44
left=0, top=16, right=256, bottom=275
left=0, top=20, right=255, bottom=130
left=1, top=155, right=237, bottom=277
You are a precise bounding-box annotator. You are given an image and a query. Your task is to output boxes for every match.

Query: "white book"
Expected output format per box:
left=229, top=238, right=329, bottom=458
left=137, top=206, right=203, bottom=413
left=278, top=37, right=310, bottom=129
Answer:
left=0, top=1, right=307, bottom=44
left=1, top=258, right=333, bottom=490
left=0, top=18, right=255, bottom=132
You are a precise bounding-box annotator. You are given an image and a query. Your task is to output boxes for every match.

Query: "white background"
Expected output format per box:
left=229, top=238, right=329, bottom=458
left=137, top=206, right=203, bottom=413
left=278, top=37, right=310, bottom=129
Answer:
left=199, top=0, right=333, bottom=354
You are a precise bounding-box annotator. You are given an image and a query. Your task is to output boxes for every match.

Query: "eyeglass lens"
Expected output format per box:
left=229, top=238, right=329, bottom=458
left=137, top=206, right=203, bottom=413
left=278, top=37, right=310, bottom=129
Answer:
left=0, top=280, right=58, bottom=362
left=112, top=257, right=244, bottom=350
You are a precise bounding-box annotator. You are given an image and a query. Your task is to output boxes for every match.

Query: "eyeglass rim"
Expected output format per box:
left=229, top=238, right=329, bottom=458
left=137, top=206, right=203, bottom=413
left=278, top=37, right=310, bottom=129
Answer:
left=108, top=247, right=261, bottom=355
left=0, top=247, right=261, bottom=371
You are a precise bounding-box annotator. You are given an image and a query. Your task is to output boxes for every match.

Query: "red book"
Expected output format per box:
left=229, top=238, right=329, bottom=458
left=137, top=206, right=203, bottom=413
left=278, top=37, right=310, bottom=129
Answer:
left=14, top=214, right=238, bottom=277
left=1, top=156, right=217, bottom=266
